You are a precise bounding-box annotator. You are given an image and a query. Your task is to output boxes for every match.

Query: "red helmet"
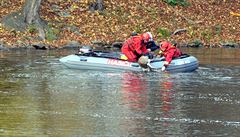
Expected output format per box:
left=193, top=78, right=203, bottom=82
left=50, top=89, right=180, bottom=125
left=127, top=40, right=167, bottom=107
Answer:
left=142, top=32, right=153, bottom=43
left=160, top=41, right=171, bottom=51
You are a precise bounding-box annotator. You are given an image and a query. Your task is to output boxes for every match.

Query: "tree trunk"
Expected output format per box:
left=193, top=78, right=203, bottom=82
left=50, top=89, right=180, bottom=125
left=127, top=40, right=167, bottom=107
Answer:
left=24, top=0, right=41, bottom=24
left=23, top=0, right=45, bottom=40
left=1, top=0, right=46, bottom=40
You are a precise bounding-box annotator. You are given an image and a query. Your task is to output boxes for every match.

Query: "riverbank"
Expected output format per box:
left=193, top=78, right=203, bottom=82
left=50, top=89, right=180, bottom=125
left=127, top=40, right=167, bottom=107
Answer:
left=0, top=40, right=240, bottom=51
left=0, top=1, right=240, bottom=50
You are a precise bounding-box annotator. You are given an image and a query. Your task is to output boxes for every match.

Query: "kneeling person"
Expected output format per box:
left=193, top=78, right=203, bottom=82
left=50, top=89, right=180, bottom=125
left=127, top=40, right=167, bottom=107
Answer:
left=121, top=32, right=153, bottom=62
left=158, top=41, right=182, bottom=71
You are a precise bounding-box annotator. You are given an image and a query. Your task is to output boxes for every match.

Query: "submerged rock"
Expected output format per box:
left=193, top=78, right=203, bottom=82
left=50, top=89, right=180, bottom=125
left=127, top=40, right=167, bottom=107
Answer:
left=220, top=42, right=240, bottom=48
left=32, top=43, right=48, bottom=50
left=0, top=41, right=9, bottom=51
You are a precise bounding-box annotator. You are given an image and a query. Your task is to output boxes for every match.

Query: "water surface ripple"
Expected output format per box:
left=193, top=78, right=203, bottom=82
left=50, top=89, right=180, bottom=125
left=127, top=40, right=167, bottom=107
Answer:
left=0, top=49, right=239, bottom=136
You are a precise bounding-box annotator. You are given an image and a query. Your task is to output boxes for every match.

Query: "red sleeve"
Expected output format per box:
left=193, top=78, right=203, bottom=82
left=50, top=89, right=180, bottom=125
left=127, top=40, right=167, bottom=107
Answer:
left=134, top=41, right=143, bottom=55
left=165, top=49, right=175, bottom=64
left=135, top=43, right=149, bottom=55
left=141, top=44, right=149, bottom=54
left=131, top=37, right=149, bottom=55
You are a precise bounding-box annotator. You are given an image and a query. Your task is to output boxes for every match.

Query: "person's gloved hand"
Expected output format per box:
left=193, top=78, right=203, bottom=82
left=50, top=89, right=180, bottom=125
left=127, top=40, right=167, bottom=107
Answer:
left=158, top=50, right=163, bottom=55
left=161, top=61, right=169, bottom=71
left=161, top=66, right=166, bottom=71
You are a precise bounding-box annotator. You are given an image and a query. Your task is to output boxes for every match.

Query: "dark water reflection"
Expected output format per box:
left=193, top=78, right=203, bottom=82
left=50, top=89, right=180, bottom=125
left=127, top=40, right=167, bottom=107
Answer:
left=0, top=48, right=240, bottom=136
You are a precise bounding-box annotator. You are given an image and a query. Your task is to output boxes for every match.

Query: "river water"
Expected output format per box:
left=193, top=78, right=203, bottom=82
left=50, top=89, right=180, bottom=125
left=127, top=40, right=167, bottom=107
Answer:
left=0, top=48, right=239, bottom=136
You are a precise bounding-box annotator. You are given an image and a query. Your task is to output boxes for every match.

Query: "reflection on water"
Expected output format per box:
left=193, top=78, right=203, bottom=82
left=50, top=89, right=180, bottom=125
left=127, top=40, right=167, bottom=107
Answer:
left=0, top=48, right=240, bottom=136
left=120, top=72, right=148, bottom=109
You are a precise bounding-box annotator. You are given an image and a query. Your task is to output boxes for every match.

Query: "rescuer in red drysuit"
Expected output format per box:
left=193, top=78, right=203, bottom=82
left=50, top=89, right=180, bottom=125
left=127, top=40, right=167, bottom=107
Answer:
left=158, top=41, right=182, bottom=71
left=121, top=32, right=153, bottom=62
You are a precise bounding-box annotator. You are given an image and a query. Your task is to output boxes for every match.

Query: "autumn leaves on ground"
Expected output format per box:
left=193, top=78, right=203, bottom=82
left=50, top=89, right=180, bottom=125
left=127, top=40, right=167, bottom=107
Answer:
left=0, top=0, right=239, bottom=48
